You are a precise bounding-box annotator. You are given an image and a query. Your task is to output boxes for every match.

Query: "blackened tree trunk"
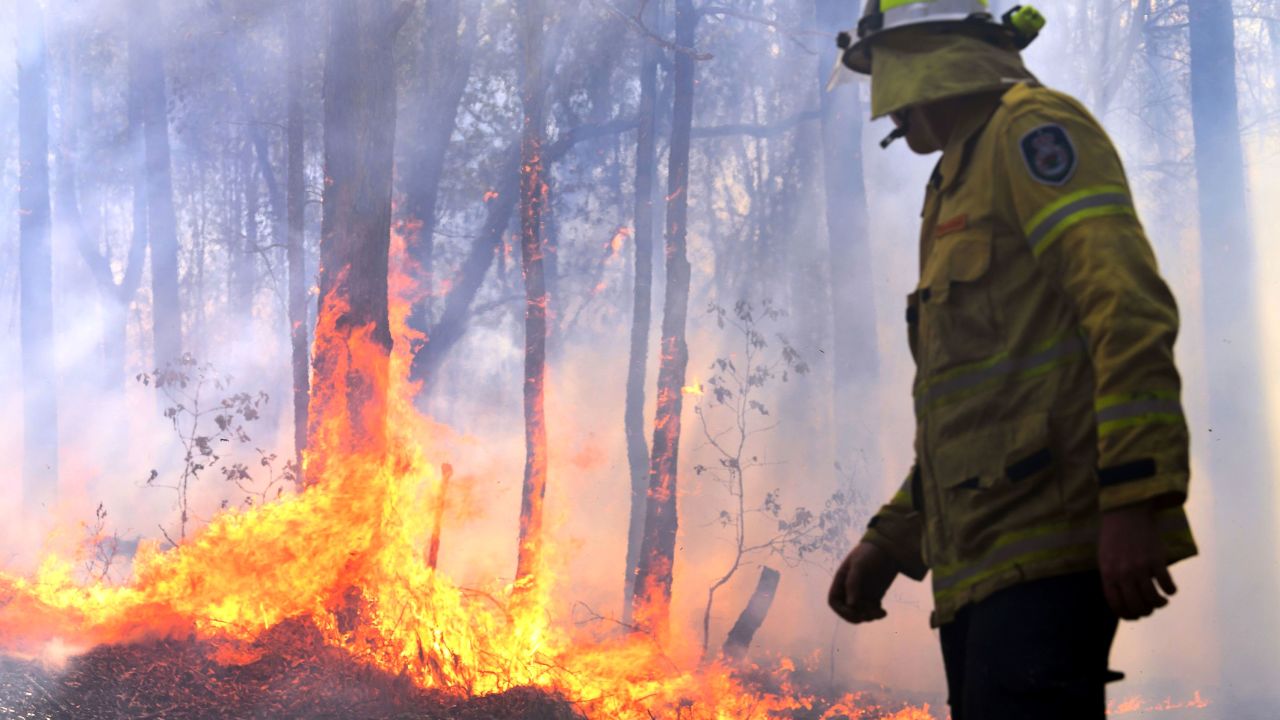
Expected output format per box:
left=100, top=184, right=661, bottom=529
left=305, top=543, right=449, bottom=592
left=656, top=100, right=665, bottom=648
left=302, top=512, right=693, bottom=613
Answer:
left=308, top=0, right=408, bottom=467
left=621, top=0, right=661, bottom=626
left=721, top=566, right=780, bottom=662
left=1188, top=0, right=1280, bottom=696
left=816, top=0, right=879, bottom=486
left=514, top=0, right=550, bottom=584
left=130, top=9, right=182, bottom=368
left=403, top=0, right=476, bottom=343
left=18, top=0, right=58, bottom=508
left=287, top=0, right=311, bottom=484
left=633, top=0, right=697, bottom=641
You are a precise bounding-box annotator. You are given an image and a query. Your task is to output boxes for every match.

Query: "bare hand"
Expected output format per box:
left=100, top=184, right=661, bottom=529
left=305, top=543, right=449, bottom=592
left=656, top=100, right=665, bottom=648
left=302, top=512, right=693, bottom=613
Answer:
left=1099, top=503, right=1177, bottom=620
left=828, top=542, right=899, bottom=624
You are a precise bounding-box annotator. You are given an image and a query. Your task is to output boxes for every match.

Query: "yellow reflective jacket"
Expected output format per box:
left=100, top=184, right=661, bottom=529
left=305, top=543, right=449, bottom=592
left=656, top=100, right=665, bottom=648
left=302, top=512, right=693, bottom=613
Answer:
left=862, top=82, right=1198, bottom=626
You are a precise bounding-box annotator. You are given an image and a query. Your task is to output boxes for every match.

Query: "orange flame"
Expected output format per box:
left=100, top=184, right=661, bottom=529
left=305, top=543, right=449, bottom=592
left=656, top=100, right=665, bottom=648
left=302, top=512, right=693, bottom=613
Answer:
left=1108, top=691, right=1210, bottom=715
left=0, top=231, right=919, bottom=718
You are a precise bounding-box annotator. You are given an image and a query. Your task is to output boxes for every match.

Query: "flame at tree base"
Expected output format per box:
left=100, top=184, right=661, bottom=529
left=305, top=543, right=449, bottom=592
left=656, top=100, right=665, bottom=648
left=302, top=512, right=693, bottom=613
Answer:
left=0, top=237, right=932, bottom=719
left=0, top=234, right=1213, bottom=719
left=0, top=340, right=923, bottom=718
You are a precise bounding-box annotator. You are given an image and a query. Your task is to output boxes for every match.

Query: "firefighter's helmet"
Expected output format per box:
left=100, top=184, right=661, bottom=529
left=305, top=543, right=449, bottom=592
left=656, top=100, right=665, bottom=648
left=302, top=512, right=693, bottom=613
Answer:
left=837, top=0, right=1045, bottom=74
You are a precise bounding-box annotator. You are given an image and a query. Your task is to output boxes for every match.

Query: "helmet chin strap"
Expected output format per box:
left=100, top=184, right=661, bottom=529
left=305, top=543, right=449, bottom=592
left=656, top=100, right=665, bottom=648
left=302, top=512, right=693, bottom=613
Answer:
left=881, top=111, right=910, bottom=149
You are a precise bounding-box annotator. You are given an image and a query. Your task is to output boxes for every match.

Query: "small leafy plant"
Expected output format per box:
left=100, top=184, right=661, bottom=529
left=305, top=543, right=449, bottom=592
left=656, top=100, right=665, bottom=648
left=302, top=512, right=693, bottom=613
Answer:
left=693, top=299, right=863, bottom=657
left=138, top=354, right=293, bottom=545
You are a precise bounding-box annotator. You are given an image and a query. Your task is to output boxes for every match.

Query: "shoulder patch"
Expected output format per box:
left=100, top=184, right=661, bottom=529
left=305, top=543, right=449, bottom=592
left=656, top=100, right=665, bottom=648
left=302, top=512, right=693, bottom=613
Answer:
left=1019, top=124, right=1077, bottom=186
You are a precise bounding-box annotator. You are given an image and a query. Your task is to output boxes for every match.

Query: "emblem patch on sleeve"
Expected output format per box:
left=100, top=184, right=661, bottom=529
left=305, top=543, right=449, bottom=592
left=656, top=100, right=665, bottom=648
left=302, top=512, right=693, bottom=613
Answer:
left=1019, top=124, right=1077, bottom=186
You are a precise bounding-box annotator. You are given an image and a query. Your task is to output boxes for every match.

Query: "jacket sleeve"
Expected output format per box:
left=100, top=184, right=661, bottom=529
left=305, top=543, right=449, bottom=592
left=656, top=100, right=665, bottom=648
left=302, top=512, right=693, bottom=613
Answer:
left=860, top=466, right=928, bottom=580
left=997, top=92, right=1190, bottom=512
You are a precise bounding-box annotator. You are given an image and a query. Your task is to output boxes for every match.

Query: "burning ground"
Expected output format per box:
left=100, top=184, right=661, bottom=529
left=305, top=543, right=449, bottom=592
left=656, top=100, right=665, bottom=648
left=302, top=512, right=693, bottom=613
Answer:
left=0, top=238, right=934, bottom=720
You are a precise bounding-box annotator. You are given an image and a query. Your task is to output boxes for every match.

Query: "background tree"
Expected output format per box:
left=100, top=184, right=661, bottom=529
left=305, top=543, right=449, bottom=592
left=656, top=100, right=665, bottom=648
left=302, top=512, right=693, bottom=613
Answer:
left=18, top=0, right=59, bottom=508
left=308, top=0, right=409, bottom=460
left=815, top=0, right=878, bottom=490
left=130, top=2, right=182, bottom=368
left=514, top=0, right=552, bottom=584
left=633, top=0, right=698, bottom=641
left=286, top=0, right=312, bottom=482
left=622, top=0, right=663, bottom=628
left=1188, top=0, right=1280, bottom=699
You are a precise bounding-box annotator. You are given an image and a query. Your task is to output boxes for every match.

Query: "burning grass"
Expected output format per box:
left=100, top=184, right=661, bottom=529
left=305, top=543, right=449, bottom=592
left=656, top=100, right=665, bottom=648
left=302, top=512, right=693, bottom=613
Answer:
left=0, top=235, right=940, bottom=719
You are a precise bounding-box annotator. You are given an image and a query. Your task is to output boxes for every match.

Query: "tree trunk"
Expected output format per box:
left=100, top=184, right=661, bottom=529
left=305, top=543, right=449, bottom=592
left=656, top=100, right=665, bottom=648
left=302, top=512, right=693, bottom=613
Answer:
left=514, top=0, right=550, bottom=584
left=62, top=25, right=145, bottom=393
left=403, top=0, right=476, bottom=344
left=230, top=142, right=257, bottom=319
left=621, top=0, right=661, bottom=627
left=413, top=146, right=522, bottom=384
left=410, top=118, right=635, bottom=386
left=308, top=0, right=407, bottom=469
left=130, top=7, right=182, bottom=368
left=721, top=566, right=781, bottom=662
left=1188, top=0, right=1280, bottom=697
left=287, top=0, right=311, bottom=485
left=816, top=0, right=879, bottom=486
left=18, top=0, right=58, bottom=509
left=633, top=0, right=697, bottom=641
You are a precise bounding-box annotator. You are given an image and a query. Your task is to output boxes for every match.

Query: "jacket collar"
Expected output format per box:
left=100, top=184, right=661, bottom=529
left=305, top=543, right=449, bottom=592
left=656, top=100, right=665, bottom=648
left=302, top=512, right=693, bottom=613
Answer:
left=934, top=93, right=1006, bottom=193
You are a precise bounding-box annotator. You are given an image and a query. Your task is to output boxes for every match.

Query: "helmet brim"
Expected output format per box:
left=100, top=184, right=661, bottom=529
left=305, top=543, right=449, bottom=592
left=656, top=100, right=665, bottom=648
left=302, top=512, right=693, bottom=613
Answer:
left=841, top=19, right=1017, bottom=75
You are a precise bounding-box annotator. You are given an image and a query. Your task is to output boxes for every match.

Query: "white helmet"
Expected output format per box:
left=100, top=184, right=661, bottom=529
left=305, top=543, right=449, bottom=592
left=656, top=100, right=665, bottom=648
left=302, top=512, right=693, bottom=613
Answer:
left=837, top=0, right=1045, bottom=74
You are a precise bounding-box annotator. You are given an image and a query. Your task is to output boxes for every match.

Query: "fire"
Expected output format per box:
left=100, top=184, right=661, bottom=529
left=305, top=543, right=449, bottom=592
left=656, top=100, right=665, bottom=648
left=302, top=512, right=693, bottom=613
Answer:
left=682, top=377, right=704, bottom=396
left=1108, top=691, right=1210, bottom=714
left=0, top=236, right=919, bottom=718
left=608, top=226, right=631, bottom=256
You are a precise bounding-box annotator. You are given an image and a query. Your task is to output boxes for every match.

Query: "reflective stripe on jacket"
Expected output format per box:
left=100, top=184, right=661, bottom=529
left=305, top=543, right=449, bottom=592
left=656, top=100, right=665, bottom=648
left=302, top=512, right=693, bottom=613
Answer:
left=862, top=82, right=1197, bottom=626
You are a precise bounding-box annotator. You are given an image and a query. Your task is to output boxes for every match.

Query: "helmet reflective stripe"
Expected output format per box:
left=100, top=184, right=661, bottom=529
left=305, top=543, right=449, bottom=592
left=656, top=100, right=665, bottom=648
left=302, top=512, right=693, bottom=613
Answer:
left=839, top=0, right=1017, bottom=75
left=860, top=0, right=991, bottom=40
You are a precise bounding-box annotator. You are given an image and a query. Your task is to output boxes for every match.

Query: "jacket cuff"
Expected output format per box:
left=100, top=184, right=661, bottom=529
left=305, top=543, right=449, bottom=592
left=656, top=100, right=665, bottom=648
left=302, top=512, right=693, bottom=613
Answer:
left=1098, top=463, right=1188, bottom=512
left=862, top=523, right=928, bottom=581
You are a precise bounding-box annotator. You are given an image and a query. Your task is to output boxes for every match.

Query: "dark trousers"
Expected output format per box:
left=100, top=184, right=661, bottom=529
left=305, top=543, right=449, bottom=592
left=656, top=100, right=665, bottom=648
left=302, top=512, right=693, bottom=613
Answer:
left=940, top=571, right=1119, bottom=720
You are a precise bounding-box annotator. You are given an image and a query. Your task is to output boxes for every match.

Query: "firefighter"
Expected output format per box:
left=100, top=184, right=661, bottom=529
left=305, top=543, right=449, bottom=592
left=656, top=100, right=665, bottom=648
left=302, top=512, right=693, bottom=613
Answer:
left=824, top=2, right=1197, bottom=718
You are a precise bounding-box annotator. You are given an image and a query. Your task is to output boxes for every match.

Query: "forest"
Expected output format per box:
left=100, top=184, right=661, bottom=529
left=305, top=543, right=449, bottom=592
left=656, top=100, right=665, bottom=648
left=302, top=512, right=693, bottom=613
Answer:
left=1, top=0, right=1279, bottom=717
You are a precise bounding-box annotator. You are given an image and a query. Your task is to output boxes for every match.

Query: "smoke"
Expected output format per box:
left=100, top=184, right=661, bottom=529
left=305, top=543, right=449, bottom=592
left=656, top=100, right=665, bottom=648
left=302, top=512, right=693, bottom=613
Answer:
left=0, top=0, right=1278, bottom=712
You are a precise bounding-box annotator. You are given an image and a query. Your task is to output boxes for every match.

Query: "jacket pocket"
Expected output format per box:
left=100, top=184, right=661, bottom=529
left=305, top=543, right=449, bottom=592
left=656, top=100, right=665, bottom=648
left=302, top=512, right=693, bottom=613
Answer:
left=918, top=230, right=999, bottom=374
left=933, top=412, right=1062, bottom=558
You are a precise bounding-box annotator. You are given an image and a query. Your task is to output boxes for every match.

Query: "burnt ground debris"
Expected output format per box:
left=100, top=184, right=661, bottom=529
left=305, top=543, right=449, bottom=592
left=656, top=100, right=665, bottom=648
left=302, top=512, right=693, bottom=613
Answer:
left=0, top=618, right=584, bottom=720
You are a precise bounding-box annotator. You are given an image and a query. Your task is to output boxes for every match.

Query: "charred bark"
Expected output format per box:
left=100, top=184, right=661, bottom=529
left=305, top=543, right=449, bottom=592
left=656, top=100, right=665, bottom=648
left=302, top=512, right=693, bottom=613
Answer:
left=1188, top=0, right=1280, bottom=693
left=721, top=566, right=781, bottom=662
left=308, top=0, right=408, bottom=466
left=514, top=0, right=551, bottom=584
left=287, top=0, right=311, bottom=484
left=816, top=0, right=879, bottom=485
left=621, top=0, right=661, bottom=627
left=18, top=0, right=59, bottom=507
left=633, top=0, right=697, bottom=641
left=130, top=6, right=182, bottom=367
